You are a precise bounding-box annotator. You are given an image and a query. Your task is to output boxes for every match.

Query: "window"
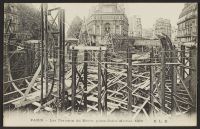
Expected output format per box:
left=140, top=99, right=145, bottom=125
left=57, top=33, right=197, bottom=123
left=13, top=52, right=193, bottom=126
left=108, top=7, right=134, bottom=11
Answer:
left=104, top=23, right=111, bottom=34
left=96, top=25, right=100, bottom=35
left=116, top=25, right=120, bottom=34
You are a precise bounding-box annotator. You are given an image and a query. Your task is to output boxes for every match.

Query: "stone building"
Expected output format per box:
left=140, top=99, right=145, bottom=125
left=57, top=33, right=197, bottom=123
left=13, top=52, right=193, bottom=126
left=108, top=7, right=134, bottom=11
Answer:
left=129, top=15, right=142, bottom=38
left=86, top=3, right=129, bottom=46
left=176, top=3, right=198, bottom=112
left=142, top=28, right=153, bottom=39
left=153, top=18, right=172, bottom=38
left=171, top=26, right=178, bottom=42
left=177, top=3, right=198, bottom=44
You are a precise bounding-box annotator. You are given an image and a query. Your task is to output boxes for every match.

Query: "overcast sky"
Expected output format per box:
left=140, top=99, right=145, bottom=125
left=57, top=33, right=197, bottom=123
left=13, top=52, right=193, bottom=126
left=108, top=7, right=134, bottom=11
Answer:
left=33, top=3, right=184, bottom=30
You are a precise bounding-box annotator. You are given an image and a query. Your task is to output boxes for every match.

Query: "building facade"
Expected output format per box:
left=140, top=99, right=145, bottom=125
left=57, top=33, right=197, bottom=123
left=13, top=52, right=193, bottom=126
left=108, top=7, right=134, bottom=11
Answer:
left=142, top=28, right=153, bottom=39
left=86, top=3, right=129, bottom=45
left=177, top=3, right=198, bottom=44
left=129, top=15, right=142, bottom=38
left=171, top=26, right=178, bottom=42
left=153, top=18, right=172, bottom=38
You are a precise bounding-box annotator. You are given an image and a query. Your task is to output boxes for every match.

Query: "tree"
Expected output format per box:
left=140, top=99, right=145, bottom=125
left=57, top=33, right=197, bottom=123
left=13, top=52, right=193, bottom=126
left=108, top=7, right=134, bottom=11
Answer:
left=16, top=3, right=41, bottom=39
left=67, top=16, right=83, bottom=39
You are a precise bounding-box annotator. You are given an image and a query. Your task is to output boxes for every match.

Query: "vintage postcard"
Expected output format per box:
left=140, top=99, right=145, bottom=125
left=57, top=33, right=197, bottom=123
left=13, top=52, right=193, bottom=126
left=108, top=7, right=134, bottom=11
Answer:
left=3, top=3, right=198, bottom=127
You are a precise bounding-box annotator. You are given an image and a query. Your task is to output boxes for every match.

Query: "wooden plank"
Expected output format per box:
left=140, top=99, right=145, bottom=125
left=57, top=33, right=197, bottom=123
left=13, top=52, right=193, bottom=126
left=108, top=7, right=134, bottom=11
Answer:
left=76, top=94, right=119, bottom=109
left=92, top=92, right=124, bottom=107
left=173, top=96, right=181, bottom=112
left=107, top=70, right=126, bottom=86
left=108, top=68, right=149, bottom=79
left=132, top=97, right=150, bottom=120
left=86, top=85, right=97, bottom=94
left=69, top=46, right=107, bottom=51
left=142, top=108, right=150, bottom=119
left=109, top=85, right=126, bottom=97
left=107, top=108, right=115, bottom=115
left=4, top=88, right=26, bottom=96
left=87, top=105, right=98, bottom=111
left=131, top=79, right=150, bottom=94
left=134, top=39, right=160, bottom=46
left=107, top=90, right=124, bottom=96
left=86, top=79, right=98, bottom=94
left=25, top=79, right=38, bottom=91
left=108, top=77, right=127, bottom=89
left=32, top=98, right=56, bottom=112
left=33, top=102, right=54, bottom=112
left=3, top=96, right=23, bottom=105
left=173, top=94, right=194, bottom=106
left=23, top=64, right=41, bottom=99
left=132, top=93, right=150, bottom=100
left=13, top=94, right=41, bottom=108
left=131, top=63, right=181, bottom=66
left=108, top=96, right=141, bottom=109
left=65, top=38, right=78, bottom=41
left=176, top=68, right=193, bottom=102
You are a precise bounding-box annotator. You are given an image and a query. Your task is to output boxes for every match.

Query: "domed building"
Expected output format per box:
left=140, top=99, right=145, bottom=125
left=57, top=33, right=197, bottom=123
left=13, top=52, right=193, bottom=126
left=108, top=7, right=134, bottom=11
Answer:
left=86, top=3, right=129, bottom=46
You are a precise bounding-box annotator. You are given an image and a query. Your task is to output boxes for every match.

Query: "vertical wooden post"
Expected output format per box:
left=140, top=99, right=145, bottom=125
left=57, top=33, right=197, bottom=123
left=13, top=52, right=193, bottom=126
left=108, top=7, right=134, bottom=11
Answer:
left=172, top=49, right=177, bottom=113
left=160, top=45, right=166, bottom=112
left=190, top=46, right=197, bottom=112
left=59, top=9, right=62, bottom=102
left=31, top=45, right=35, bottom=74
left=40, top=3, right=44, bottom=106
left=150, top=47, right=154, bottom=114
left=61, top=9, right=65, bottom=110
left=127, top=46, right=133, bottom=112
left=83, top=50, right=88, bottom=111
left=180, top=45, right=185, bottom=79
left=98, top=47, right=102, bottom=112
left=104, top=50, right=108, bottom=112
left=44, top=3, right=48, bottom=96
left=188, top=47, right=192, bottom=107
left=28, top=47, right=31, bottom=75
left=71, top=47, right=77, bottom=112
left=59, top=9, right=63, bottom=110
left=141, top=46, right=144, bottom=53
left=25, top=49, right=29, bottom=77
left=57, top=9, right=61, bottom=111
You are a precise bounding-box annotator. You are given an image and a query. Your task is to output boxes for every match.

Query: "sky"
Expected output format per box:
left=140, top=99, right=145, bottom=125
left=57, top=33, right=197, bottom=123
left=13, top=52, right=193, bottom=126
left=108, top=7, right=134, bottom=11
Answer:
left=32, top=3, right=184, bottom=30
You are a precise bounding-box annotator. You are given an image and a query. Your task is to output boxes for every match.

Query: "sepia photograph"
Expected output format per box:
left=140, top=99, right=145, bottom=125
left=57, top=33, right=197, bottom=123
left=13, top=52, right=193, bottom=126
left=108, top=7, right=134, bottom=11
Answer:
left=3, top=2, right=198, bottom=127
